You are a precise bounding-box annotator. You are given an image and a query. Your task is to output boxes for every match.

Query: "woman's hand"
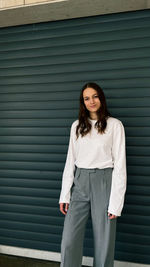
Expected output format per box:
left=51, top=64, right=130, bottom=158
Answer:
left=108, top=212, right=118, bottom=219
left=60, top=203, right=69, bottom=215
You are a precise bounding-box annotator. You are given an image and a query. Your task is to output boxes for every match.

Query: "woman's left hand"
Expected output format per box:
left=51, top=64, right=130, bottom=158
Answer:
left=108, top=212, right=118, bottom=219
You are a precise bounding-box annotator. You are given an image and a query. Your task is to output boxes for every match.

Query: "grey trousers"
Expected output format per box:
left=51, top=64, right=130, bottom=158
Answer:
left=60, top=167, right=117, bottom=267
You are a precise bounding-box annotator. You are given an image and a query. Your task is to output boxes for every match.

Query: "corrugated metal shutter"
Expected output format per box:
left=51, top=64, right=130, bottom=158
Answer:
left=0, top=9, right=150, bottom=264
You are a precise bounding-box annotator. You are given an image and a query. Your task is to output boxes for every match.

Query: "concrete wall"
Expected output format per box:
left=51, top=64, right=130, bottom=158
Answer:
left=0, top=0, right=64, bottom=9
left=0, top=0, right=150, bottom=28
left=0, top=0, right=149, bottom=10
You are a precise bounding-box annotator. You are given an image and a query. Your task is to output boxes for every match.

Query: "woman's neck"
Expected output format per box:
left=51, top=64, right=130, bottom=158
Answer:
left=89, top=113, right=98, bottom=120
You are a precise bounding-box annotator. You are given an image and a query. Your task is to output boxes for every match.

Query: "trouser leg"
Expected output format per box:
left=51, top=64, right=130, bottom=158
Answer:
left=60, top=166, right=90, bottom=267
left=60, top=200, right=90, bottom=267
left=90, top=168, right=117, bottom=267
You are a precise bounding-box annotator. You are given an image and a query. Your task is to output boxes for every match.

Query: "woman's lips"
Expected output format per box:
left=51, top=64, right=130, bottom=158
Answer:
left=90, top=105, right=96, bottom=108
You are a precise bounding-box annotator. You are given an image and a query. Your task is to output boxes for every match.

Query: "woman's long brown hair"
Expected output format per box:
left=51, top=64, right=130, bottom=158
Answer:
left=76, top=82, right=111, bottom=138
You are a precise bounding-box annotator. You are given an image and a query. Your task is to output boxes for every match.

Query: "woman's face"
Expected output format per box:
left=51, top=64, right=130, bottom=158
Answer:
left=83, top=87, right=101, bottom=114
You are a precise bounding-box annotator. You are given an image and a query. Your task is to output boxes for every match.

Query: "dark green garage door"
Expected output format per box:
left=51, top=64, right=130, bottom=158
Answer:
left=0, top=9, right=150, bottom=265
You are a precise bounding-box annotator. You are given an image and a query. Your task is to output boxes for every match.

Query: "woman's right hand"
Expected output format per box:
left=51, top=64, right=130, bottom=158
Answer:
left=59, top=203, right=69, bottom=215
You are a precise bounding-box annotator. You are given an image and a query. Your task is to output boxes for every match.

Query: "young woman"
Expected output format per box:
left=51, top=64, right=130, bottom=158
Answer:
left=59, top=82, right=127, bottom=267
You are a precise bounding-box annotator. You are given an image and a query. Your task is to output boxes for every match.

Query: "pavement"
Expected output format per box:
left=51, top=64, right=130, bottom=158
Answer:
left=0, top=254, right=60, bottom=267
left=0, top=254, right=87, bottom=267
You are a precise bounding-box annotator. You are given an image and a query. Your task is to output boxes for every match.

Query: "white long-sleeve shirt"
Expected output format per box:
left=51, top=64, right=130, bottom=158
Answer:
left=59, top=116, right=127, bottom=216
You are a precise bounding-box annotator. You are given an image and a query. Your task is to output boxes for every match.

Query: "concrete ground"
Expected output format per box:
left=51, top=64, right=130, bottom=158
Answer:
left=0, top=254, right=60, bottom=267
left=0, top=254, right=87, bottom=267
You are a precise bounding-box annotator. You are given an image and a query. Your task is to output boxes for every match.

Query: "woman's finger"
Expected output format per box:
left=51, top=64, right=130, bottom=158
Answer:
left=59, top=203, right=66, bottom=215
left=59, top=203, right=69, bottom=215
left=108, top=212, right=117, bottom=220
left=65, top=203, right=69, bottom=212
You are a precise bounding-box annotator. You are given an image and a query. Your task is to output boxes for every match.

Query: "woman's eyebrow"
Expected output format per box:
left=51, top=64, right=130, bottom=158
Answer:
left=84, top=94, right=98, bottom=98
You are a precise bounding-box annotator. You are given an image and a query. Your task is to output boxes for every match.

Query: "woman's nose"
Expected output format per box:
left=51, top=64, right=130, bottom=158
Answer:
left=90, top=98, right=95, bottom=104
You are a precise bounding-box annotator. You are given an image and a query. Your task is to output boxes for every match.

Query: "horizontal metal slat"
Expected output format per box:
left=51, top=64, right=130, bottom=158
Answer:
left=0, top=37, right=150, bottom=63
left=117, top=233, right=150, bottom=247
left=0, top=186, right=59, bottom=198
left=115, top=242, right=150, bottom=256
left=117, top=223, right=150, bottom=235
left=0, top=118, right=74, bottom=128
left=1, top=27, right=150, bottom=53
left=0, top=68, right=150, bottom=85
left=123, top=204, right=150, bottom=216
left=127, top=156, right=150, bottom=166
left=0, top=161, right=65, bottom=171
left=1, top=52, right=150, bottom=75
left=0, top=100, right=78, bottom=110
left=127, top=146, right=150, bottom=156
left=118, top=214, right=150, bottom=227
left=0, top=177, right=61, bottom=189
left=0, top=91, right=79, bottom=101
left=1, top=57, right=150, bottom=75
left=1, top=66, right=150, bottom=81
left=0, top=152, right=65, bottom=162
left=0, top=136, right=69, bottom=144
left=0, top=236, right=61, bottom=252
left=0, top=47, right=149, bottom=66
left=127, top=137, right=150, bottom=146
left=0, top=195, right=60, bottom=206
left=126, top=185, right=150, bottom=196
left=0, top=211, right=64, bottom=225
left=127, top=165, right=150, bottom=176
left=0, top=203, right=59, bottom=215
left=0, top=110, right=77, bottom=118
left=0, top=169, right=61, bottom=179
left=125, top=195, right=150, bottom=206
left=0, top=74, right=150, bottom=86
left=0, top=144, right=67, bottom=153
left=127, top=175, right=150, bottom=186
left=0, top=220, right=62, bottom=235
left=0, top=128, right=71, bottom=136
left=1, top=16, right=150, bottom=43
